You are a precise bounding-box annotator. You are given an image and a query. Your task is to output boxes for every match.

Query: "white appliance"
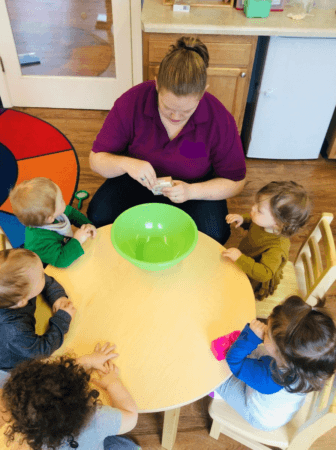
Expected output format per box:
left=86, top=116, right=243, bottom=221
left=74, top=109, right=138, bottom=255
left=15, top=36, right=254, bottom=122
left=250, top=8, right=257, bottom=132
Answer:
left=246, top=36, right=336, bottom=159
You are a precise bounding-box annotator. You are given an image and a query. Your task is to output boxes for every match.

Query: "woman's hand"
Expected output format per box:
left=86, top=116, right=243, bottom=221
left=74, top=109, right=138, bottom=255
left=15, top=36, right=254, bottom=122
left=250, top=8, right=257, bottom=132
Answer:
left=226, top=214, right=244, bottom=228
left=123, top=158, right=157, bottom=189
left=221, top=247, right=242, bottom=262
left=162, top=180, right=191, bottom=203
left=77, top=342, right=119, bottom=373
left=250, top=319, right=267, bottom=340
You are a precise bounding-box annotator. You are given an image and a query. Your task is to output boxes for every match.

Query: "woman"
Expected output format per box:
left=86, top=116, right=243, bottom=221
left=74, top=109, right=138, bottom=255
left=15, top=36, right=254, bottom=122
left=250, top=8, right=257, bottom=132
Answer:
left=88, top=36, right=246, bottom=244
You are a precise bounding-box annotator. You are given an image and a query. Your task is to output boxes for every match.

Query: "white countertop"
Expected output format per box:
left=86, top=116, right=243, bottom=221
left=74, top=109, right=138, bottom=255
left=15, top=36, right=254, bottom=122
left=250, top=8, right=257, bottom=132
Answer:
left=142, top=0, right=336, bottom=37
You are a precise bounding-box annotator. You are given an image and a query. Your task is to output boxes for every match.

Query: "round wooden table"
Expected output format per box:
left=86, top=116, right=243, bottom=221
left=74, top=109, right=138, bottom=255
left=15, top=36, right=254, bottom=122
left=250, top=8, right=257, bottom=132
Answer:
left=39, top=225, right=255, bottom=449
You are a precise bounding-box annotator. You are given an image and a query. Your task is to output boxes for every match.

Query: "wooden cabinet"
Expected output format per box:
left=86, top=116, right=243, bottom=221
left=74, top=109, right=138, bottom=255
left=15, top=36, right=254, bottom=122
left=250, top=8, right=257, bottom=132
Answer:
left=143, top=32, right=258, bottom=133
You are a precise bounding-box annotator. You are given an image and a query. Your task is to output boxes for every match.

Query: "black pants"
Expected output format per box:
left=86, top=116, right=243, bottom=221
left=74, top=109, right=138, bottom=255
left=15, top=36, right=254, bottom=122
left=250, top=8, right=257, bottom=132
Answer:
left=87, top=174, right=231, bottom=245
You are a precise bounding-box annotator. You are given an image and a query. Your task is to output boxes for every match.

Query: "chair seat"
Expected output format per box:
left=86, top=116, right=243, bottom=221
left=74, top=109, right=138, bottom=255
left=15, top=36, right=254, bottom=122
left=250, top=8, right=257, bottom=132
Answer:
left=209, top=398, right=294, bottom=449
left=256, top=261, right=300, bottom=319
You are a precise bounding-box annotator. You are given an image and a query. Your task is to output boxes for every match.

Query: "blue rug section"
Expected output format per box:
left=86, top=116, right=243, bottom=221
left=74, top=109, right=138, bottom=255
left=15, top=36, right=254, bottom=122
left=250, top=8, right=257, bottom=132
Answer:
left=0, top=212, right=25, bottom=248
left=0, top=142, right=18, bottom=207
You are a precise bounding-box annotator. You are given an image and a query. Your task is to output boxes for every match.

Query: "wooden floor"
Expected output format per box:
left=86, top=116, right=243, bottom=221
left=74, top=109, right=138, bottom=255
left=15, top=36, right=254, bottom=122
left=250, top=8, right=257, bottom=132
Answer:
left=13, top=107, right=336, bottom=450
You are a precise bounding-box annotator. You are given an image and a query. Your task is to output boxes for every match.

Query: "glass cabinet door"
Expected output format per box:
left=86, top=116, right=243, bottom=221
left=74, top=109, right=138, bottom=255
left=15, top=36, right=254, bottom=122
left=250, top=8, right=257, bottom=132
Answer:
left=0, top=0, right=132, bottom=109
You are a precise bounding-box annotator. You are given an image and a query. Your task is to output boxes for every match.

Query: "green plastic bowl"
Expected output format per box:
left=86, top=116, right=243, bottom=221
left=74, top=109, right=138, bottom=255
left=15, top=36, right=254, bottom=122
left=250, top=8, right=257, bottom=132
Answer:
left=111, top=203, right=198, bottom=271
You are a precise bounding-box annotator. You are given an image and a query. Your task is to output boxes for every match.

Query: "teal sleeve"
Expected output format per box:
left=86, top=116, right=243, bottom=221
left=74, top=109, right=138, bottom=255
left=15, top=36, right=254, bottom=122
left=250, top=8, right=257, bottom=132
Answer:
left=65, top=205, right=92, bottom=227
left=25, top=228, right=84, bottom=268
left=43, top=239, right=84, bottom=268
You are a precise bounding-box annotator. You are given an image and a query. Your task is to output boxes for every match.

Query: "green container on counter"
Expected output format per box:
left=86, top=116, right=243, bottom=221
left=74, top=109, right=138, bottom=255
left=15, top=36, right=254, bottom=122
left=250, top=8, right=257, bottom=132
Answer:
left=244, top=0, right=272, bottom=17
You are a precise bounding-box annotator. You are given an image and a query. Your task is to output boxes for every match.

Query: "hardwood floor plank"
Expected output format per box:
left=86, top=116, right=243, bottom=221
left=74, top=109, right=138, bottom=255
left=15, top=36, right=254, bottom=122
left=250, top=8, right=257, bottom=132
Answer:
left=11, top=107, right=336, bottom=450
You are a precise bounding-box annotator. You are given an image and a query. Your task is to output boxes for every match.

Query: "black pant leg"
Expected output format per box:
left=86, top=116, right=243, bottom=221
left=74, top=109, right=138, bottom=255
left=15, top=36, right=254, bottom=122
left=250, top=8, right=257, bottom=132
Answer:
left=87, top=174, right=154, bottom=227
left=178, top=198, right=230, bottom=245
left=87, top=174, right=231, bottom=244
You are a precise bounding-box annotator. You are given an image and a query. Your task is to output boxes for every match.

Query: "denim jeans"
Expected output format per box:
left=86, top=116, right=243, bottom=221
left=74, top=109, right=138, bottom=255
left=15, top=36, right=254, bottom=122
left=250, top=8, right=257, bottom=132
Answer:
left=104, top=435, right=141, bottom=450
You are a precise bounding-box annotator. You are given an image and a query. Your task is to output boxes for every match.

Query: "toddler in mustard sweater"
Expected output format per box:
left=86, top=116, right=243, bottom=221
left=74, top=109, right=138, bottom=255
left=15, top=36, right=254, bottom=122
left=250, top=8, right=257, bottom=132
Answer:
left=222, top=181, right=311, bottom=299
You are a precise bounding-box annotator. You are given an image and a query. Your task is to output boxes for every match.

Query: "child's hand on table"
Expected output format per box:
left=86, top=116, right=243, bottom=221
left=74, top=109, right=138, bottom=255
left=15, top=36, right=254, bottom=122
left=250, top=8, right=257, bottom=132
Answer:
left=78, top=343, right=119, bottom=373
left=80, top=223, right=97, bottom=238
left=52, top=297, right=76, bottom=319
left=74, top=227, right=92, bottom=245
left=250, top=319, right=267, bottom=340
left=226, top=214, right=244, bottom=228
left=221, top=247, right=242, bottom=262
left=92, top=359, right=121, bottom=390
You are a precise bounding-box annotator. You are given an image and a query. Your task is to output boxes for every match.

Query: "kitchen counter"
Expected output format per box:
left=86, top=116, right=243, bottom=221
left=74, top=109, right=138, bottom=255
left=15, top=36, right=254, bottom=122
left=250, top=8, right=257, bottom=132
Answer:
left=142, top=0, right=336, bottom=37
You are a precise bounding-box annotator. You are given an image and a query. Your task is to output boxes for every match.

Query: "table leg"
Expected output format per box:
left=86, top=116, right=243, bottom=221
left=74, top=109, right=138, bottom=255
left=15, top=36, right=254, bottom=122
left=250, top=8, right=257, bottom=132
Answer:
left=162, top=407, right=181, bottom=450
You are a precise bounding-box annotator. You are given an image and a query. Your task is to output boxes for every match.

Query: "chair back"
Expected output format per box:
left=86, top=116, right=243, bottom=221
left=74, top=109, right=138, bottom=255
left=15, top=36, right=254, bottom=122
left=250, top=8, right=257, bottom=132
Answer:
left=294, top=213, right=336, bottom=305
left=0, top=227, right=13, bottom=251
left=290, top=373, right=336, bottom=439
left=0, top=233, right=6, bottom=251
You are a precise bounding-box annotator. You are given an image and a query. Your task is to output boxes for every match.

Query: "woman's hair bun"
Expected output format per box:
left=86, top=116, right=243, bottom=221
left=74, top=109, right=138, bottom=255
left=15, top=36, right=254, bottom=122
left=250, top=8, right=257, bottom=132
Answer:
left=176, top=36, right=209, bottom=68
left=158, top=35, right=209, bottom=96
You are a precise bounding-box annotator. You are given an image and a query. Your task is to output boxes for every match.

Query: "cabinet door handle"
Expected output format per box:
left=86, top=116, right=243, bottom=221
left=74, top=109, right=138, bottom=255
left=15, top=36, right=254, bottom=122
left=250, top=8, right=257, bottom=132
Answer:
left=240, top=72, right=246, bottom=78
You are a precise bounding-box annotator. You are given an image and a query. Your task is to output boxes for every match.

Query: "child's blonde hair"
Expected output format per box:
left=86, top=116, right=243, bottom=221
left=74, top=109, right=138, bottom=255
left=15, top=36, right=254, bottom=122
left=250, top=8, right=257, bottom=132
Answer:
left=10, top=177, right=58, bottom=227
left=0, top=249, right=40, bottom=308
left=257, top=181, right=311, bottom=237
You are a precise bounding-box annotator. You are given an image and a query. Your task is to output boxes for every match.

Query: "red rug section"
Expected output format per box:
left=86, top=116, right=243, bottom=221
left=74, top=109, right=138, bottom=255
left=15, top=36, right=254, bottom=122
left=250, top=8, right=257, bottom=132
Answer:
left=0, top=110, right=72, bottom=160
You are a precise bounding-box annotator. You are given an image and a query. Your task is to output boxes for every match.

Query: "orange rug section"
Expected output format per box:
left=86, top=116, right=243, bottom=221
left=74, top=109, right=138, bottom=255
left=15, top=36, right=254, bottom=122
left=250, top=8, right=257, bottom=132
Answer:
left=1, top=151, right=78, bottom=214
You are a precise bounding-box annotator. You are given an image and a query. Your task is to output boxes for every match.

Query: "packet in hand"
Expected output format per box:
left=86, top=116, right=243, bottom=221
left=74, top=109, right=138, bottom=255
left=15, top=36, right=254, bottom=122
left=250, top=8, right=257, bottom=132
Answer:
left=151, top=176, right=173, bottom=195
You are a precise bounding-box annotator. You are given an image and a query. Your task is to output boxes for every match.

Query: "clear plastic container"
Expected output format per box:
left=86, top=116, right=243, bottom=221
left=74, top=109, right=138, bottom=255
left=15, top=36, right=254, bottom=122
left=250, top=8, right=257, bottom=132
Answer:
left=314, top=0, right=336, bottom=8
left=236, top=0, right=285, bottom=10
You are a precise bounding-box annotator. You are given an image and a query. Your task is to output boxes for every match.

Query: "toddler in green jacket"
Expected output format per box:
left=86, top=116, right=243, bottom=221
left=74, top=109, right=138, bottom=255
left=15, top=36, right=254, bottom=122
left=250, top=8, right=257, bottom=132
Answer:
left=222, top=181, right=311, bottom=300
left=10, top=177, right=97, bottom=268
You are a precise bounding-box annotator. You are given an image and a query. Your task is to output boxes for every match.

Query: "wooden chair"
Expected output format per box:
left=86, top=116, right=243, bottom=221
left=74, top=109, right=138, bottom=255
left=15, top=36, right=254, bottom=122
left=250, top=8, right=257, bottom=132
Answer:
left=256, top=212, right=336, bottom=319
left=0, top=227, right=12, bottom=251
left=209, top=373, right=336, bottom=450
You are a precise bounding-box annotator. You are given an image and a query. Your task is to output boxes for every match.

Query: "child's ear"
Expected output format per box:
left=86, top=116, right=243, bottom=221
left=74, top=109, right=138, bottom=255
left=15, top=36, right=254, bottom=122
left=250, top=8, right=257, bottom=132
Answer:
left=46, top=215, right=55, bottom=224
left=10, top=298, right=28, bottom=309
left=272, top=222, right=282, bottom=235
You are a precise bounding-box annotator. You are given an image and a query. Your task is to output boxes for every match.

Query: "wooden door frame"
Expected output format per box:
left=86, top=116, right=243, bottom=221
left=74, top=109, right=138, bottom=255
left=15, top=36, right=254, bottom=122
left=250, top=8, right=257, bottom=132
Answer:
left=0, top=0, right=143, bottom=108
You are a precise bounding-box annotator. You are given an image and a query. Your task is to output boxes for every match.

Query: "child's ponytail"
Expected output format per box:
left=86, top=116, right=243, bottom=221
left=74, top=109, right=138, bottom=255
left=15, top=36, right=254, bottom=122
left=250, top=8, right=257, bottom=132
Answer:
left=268, top=295, right=336, bottom=393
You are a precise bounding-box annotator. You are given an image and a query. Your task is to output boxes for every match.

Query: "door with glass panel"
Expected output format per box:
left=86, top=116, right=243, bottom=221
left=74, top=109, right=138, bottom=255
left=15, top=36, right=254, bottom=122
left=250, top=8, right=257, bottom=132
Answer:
left=0, top=0, right=132, bottom=109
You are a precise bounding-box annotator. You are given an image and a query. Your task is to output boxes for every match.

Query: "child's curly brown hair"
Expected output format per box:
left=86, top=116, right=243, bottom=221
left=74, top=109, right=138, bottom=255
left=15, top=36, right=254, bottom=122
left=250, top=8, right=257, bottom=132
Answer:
left=2, top=357, right=100, bottom=450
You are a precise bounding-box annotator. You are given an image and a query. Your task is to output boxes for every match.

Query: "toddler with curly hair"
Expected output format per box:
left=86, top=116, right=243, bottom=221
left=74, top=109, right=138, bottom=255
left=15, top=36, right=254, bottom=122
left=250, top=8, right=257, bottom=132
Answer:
left=1, top=343, right=140, bottom=450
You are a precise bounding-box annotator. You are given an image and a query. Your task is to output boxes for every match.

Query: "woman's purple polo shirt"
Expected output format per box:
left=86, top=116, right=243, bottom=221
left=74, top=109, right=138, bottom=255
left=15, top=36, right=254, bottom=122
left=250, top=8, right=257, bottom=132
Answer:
left=92, top=81, right=246, bottom=182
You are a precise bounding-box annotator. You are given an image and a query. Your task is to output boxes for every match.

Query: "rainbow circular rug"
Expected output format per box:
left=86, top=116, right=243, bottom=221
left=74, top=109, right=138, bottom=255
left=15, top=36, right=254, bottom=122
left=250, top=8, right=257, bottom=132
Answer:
left=0, top=109, right=79, bottom=247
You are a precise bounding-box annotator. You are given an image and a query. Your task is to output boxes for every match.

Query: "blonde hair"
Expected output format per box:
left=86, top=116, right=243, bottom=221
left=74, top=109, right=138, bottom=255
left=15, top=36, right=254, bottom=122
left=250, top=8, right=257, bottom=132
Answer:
left=10, top=178, right=58, bottom=226
left=0, top=249, right=40, bottom=308
left=157, top=36, right=209, bottom=97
